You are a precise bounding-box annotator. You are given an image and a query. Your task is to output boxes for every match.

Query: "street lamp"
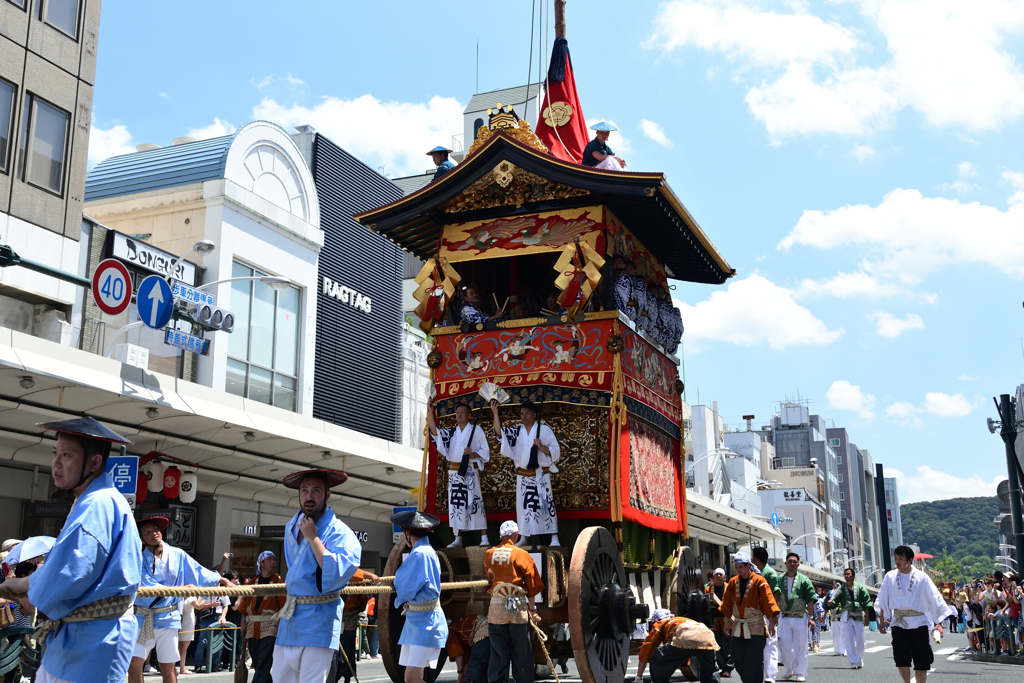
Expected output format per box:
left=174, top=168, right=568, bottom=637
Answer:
left=165, top=240, right=215, bottom=283
left=685, top=448, right=743, bottom=473
left=788, top=532, right=828, bottom=549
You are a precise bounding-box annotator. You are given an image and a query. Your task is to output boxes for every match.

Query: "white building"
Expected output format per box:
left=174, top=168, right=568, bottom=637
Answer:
left=882, top=476, right=904, bottom=548
left=759, top=487, right=829, bottom=568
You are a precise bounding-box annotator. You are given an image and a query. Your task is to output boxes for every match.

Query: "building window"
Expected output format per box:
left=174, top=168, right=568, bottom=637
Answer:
left=837, top=455, right=842, bottom=464
left=0, top=79, right=14, bottom=173
left=781, top=457, right=795, bottom=467
left=841, top=510, right=847, bottom=517
left=226, top=261, right=301, bottom=412
left=17, top=93, right=68, bottom=195
left=839, top=492, right=845, bottom=500
left=36, top=0, right=79, bottom=38
left=838, top=473, right=843, bottom=483
left=829, top=438, right=840, bottom=447
left=6, top=0, right=26, bottom=10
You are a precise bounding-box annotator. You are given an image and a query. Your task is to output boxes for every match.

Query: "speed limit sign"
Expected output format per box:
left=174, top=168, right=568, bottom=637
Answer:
left=92, top=258, right=132, bottom=316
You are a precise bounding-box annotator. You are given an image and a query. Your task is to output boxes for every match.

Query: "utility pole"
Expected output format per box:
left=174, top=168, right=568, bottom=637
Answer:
left=998, top=394, right=1024, bottom=568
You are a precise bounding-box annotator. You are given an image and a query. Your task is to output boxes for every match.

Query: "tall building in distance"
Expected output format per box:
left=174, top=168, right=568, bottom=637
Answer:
left=0, top=0, right=102, bottom=345
left=882, top=477, right=904, bottom=549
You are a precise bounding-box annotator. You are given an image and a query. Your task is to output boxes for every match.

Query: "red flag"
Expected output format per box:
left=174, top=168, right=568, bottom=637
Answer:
left=535, top=37, right=589, bottom=163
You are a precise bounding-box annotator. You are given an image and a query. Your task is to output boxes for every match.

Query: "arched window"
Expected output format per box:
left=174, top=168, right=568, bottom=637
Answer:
left=473, top=118, right=485, bottom=139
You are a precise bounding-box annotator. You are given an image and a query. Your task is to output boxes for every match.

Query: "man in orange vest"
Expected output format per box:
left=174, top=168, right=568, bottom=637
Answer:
left=720, top=552, right=781, bottom=683
left=635, top=609, right=719, bottom=683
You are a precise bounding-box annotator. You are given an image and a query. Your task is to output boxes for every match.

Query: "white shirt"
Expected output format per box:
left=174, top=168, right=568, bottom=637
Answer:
left=499, top=422, right=561, bottom=471
left=875, top=567, right=949, bottom=631
left=433, top=422, right=490, bottom=468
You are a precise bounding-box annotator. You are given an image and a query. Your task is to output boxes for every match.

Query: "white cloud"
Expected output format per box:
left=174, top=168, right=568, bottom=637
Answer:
left=885, top=391, right=976, bottom=425
left=639, top=119, right=674, bottom=148
left=88, top=122, right=135, bottom=168
left=958, top=161, right=978, bottom=177
left=852, top=144, right=878, bottom=161
left=646, top=0, right=1024, bottom=138
left=958, top=374, right=977, bottom=381
left=778, top=185, right=1024, bottom=282
left=826, top=380, right=876, bottom=421
left=254, top=95, right=464, bottom=177
left=794, top=271, right=902, bottom=299
left=923, top=391, right=974, bottom=417
left=674, top=274, right=843, bottom=350
left=185, top=118, right=236, bottom=141
left=870, top=311, right=924, bottom=338
left=286, top=74, right=305, bottom=86
left=889, top=465, right=1005, bottom=504
left=938, top=160, right=980, bottom=194
left=251, top=75, right=274, bottom=89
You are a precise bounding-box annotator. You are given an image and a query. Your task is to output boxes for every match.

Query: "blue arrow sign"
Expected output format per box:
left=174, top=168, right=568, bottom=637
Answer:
left=770, top=512, right=780, bottom=527
left=137, top=275, right=174, bottom=329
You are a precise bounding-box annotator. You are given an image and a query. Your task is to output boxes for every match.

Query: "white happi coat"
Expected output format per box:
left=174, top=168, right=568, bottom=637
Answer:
left=874, top=567, right=949, bottom=631
left=434, top=423, right=490, bottom=534
left=499, top=422, right=561, bottom=535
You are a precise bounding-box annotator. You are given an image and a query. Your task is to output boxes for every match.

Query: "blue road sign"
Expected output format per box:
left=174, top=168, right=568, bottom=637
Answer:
left=106, top=455, right=138, bottom=507
left=164, top=328, right=210, bottom=356
left=171, top=279, right=216, bottom=307
left=392, top=505, right=418, bottom=533
left=770, top=512, right=780, bottom=527
left=137, top=275, right=174, bottom=329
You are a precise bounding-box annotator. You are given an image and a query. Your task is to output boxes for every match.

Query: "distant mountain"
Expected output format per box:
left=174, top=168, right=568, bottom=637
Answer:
left=900, top=496, right=1001, bottom=574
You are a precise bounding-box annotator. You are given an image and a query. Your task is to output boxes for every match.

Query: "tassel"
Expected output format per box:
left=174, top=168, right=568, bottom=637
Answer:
left=558, top=268, right=584, bottom=307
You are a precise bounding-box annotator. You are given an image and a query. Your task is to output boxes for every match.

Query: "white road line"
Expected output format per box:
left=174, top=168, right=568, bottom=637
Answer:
left=864, top=645, right=891, bottom=653
left=934, top=647, right=957, bottom=656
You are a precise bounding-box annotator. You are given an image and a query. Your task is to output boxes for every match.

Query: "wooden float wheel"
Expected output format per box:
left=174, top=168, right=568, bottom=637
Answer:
left=675, top=546, right=714, bottom=627
left=569, top=527, right=650, bottom=683
left=379, top=542, right=449, bottom=683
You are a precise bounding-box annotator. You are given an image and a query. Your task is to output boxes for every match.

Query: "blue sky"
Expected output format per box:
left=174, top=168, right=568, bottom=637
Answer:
left=89, top=1, right=1024, bottom=503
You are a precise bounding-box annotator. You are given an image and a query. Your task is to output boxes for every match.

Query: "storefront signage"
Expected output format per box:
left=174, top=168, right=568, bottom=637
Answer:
left=260, top=525, right=286, bottom=538
left=30, top=502, right=72, bottom=518
left=782, top=489, right=804, bottom=501
left=322, top=276, right=372, bottom=314
left=109, top=232, right=197, bottom=282
left=140, top=506, right=196, bottom=552
left=105, top=455, right=138, bottom=509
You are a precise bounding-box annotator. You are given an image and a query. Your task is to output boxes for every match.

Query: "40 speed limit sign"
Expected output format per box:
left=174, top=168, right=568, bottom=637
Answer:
left=92, top=258, right=133, bottom=316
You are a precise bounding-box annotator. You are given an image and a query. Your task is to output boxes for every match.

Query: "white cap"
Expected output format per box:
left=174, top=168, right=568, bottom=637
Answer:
left=713, top=567, right=726, bottom=576
left=500, top=520, right=519, bottom=538
left=257, top=550, right=275, bottom=565
left=733, top=551, right=751, bottom=565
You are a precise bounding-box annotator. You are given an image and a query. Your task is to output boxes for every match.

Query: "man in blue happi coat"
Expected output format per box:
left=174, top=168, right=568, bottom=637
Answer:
left=2, top=417, right=141, bottom=683
left=273, top=468, right=362, bottom=683
left=391, top=509, right=449, bottom=683
left=129, top=515, right=230, bottom=682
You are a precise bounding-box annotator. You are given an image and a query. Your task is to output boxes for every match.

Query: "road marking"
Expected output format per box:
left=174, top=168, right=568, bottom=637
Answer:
left=935, top=647, right=957, bottom=656
left=865, top=645, right=891, bottom=653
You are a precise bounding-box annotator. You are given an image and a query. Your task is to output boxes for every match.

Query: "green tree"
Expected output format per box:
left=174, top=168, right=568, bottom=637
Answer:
left=930, top=547, right=966, bottom=584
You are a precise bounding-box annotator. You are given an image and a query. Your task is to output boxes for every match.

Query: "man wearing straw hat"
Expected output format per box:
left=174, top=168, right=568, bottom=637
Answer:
left=274, top=468, right=362, bottom=683
left=582, top=122, right=626, bottom=170
left=130, top=515, right=230, bottom=682
left=1, top=417, right=141, bottom=683
left=391, top=509, right=448, bottom=683
left=427, top=145, right=456, bottom=181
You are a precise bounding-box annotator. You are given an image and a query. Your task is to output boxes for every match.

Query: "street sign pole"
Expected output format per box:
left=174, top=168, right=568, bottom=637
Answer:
left=999, top=394, right=1024, bottom=568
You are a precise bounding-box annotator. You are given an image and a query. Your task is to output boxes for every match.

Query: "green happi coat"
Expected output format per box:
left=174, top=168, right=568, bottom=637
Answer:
left=778, top=571, right=817, bottom=617
left=761, top=564, right=782, bottom=601
left=827, top=581, right=872, bottom=617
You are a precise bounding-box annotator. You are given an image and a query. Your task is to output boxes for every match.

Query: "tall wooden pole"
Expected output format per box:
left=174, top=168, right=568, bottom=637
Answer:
left=555, top=0, right=566, bottom=38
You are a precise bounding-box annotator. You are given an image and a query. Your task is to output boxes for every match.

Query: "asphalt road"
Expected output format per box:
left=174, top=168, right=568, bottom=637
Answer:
left=160, top=630, right=1017, bottom=683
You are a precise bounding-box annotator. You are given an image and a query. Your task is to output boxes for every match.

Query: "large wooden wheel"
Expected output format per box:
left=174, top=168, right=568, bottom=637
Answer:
left=568, top=527, right=649, bottom=683
left=379, top=542, right=449, bottom=683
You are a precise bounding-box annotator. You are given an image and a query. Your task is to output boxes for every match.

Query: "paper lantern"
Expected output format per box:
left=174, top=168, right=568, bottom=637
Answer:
left=163, top=466, right=181, bottom=499
left=179, top=472, right=197, bottom=504
left=146, top=462, right=164, bottom=492
left=135, top=475, right=148, bottom=503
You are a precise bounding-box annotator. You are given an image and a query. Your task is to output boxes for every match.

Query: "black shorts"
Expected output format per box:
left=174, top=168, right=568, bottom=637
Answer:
left=892, top=626, right=934, bottom=671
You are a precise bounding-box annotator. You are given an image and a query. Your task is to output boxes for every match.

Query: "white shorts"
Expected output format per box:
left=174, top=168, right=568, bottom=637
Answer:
left=133, top=626, right=180, bottom=663
left=399, top=644, right=441, bottom=669
left=272, top=644, right=335, bottom=683
left=179, top=608, right=196, bottom=642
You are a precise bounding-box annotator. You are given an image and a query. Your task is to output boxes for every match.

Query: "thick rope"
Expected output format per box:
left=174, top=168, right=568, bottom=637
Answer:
left=438, top=551, right=456, bottom=607
left=134, top=579, right=491, bottom=599
left=529, top=619, right=560, bottom=683
left=338, top=638, right=360, bottom=683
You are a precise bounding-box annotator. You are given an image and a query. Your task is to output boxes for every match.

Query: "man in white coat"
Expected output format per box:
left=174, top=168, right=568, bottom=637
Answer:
left=876, top=545, right=950, bottom=683
left=490, top=399, right=561, bottom=547
left=428, top=402, right=490, bottom=547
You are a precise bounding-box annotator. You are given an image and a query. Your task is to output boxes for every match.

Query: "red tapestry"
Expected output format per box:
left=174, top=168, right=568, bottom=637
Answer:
left=441, top=212, right=601, bottom=256
left=619, top=327, right=682, bottom=425
left=620, top=415, right=685, bottom=534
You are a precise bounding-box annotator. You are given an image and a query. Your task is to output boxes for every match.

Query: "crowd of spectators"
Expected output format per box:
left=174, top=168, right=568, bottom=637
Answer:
left=957, top=571, right=1023, bottom=656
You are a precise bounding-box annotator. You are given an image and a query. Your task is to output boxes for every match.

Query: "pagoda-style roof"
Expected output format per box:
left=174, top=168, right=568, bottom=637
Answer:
left=354, top=130, right=734, bottom=285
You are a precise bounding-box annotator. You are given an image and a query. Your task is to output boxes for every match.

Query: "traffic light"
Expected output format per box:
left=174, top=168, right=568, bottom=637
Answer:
left=174, top=300, right=234, bottom=333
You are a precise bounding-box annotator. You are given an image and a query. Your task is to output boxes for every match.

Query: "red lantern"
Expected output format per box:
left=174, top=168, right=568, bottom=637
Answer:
left=163, top=466, right=181, bottom=499
left=136, top=475, right=148, bottom=503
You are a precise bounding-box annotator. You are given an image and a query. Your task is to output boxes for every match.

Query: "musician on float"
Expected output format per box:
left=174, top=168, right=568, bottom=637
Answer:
left=428, top=402, right=491, bottom=548
left=490, top=399, right=561, bottom=548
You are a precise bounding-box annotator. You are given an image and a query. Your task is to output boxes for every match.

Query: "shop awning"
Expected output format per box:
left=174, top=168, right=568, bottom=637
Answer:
left=686, top=489, right=784, bottom=546
left=0, top=328, right=421, bottom=523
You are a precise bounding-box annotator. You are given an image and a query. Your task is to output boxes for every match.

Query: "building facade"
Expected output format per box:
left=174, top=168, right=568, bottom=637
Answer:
left=0, top=0, right=101, bottom=346
left=882, top=476, right=904, bottom=549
